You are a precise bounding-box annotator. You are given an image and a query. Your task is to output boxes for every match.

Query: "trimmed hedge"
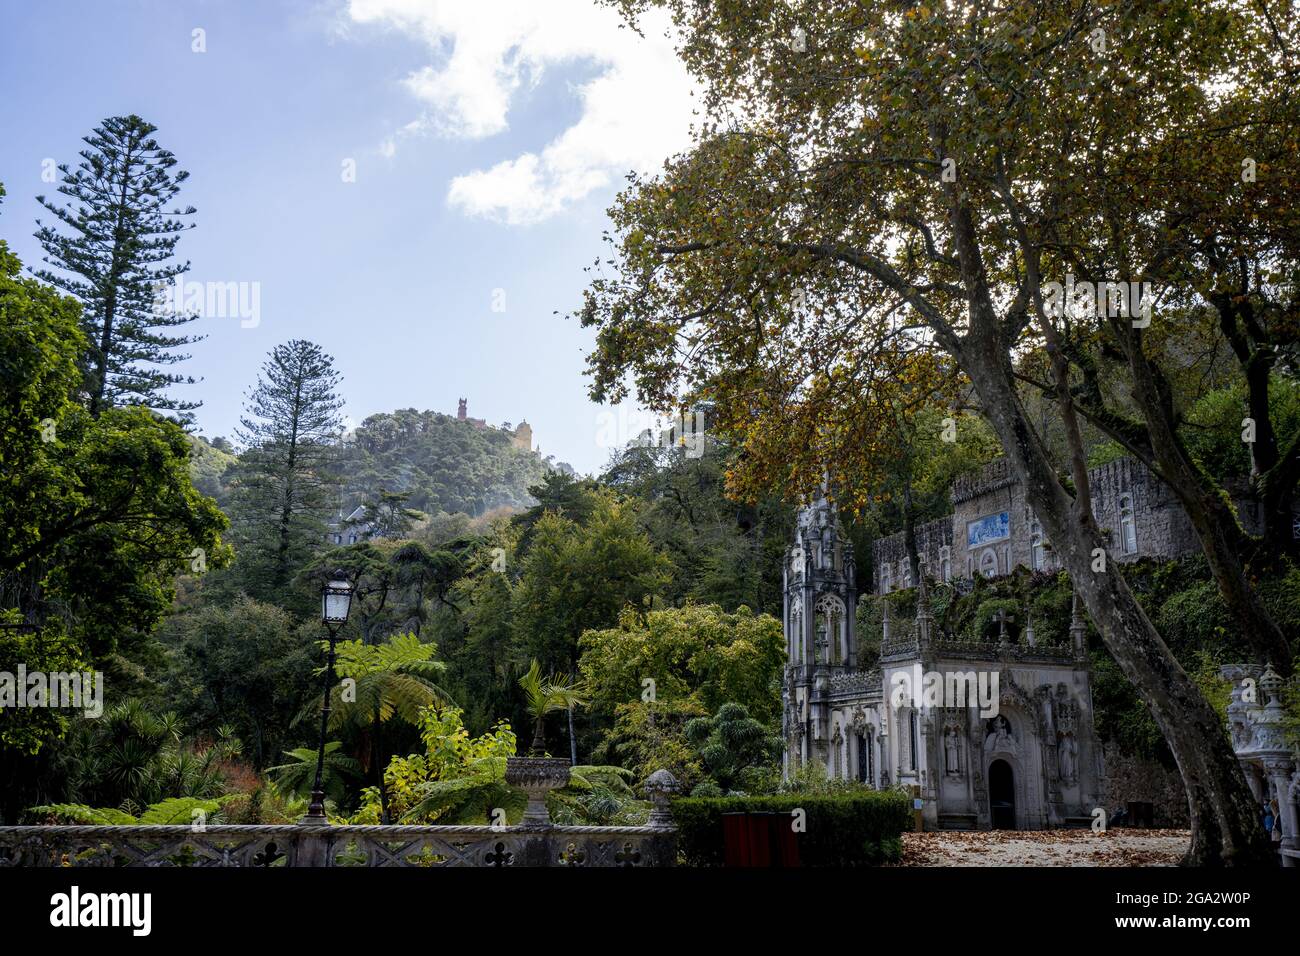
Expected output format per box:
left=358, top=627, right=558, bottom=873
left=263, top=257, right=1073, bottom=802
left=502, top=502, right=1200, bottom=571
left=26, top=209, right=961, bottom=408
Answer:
left=670, top=791, right=911, bottom=867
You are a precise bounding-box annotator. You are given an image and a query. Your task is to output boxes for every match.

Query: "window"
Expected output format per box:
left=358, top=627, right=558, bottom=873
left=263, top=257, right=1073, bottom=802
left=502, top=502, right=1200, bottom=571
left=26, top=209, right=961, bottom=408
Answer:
left=980, top=549, right=998, bottom=578
left=1030, top=520, right=1045, bottom=570
left=815, top=594, right=845, bottom=664
left=1119, top=494, right=1137, bottom=554
left=899, top=559, right=911, bottom=589
left=939, top=546, right=951, bottom=583
left=880, top=563, right=892, bottom=594
left=909, top=710, right=919, bottom=772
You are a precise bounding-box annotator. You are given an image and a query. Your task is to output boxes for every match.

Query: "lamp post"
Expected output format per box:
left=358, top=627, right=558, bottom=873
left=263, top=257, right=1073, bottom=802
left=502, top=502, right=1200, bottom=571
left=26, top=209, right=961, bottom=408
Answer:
left=301, top=573, right=353, bottom=824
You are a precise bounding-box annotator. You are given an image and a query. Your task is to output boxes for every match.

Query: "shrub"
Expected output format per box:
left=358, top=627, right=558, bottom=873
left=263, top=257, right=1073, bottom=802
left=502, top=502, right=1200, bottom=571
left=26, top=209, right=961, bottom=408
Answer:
left=670, top=791, right=911, bottom=867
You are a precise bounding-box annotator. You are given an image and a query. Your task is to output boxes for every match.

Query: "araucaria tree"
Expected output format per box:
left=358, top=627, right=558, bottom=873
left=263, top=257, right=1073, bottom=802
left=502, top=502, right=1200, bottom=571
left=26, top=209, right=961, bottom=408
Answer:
left=580, top=0, right=1294, bottom=864
left=230, top=340, right=345, bottom=597
left=34, top=115, right=201, bottom=419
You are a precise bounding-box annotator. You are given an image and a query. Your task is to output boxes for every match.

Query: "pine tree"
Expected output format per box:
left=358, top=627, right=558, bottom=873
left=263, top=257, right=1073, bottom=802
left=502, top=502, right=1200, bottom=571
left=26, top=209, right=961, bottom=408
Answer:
left=34, top=115, right=200, bottom=418
left=230, top=340, right=345, bottom=598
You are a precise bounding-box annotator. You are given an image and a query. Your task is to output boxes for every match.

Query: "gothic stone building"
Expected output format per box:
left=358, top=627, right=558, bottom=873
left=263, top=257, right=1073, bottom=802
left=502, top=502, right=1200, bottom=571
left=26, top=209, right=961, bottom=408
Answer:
left=783, top=456, right=1298, bottom=834
left=781, top=461, right=1183, bottom=830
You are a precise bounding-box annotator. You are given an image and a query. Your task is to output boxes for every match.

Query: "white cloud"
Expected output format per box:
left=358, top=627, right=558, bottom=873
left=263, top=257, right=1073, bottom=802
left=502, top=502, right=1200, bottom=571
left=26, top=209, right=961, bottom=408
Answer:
left=347, top=0, right=698, bottom=224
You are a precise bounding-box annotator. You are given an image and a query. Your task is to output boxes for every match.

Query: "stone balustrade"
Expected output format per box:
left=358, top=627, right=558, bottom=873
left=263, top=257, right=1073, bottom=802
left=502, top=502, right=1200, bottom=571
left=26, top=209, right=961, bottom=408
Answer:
left=0, top=822, right=677, bottom=867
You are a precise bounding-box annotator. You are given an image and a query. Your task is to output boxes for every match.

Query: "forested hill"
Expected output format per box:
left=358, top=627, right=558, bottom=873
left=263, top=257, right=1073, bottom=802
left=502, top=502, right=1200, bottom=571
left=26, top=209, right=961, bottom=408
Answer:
left=336, top=408, right=554, bottom=517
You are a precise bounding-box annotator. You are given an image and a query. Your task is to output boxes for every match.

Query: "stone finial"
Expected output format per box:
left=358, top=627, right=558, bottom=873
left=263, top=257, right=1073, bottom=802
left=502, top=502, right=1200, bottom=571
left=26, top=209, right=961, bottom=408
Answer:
left=1069, top=592, right=1087, bottom=658
left=1259, top=663, right=1284, bottom=702
left=643, top=769, right=679, bottom=827
left=915, top=573, right=933, bottom=645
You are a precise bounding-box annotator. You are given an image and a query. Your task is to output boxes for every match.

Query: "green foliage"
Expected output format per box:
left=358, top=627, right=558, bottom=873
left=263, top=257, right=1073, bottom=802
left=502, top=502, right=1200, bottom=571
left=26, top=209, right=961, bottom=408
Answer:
left=210, top=783, right=307, bottom=825
left=266, top=742, right=361, bottom=805
left=327, top=632, right=452, bottom=730
left=670, top=791, right=911, bottom=867
left=518, top=658, right=588, bottom=755
left=1182, top=380, right=1300, bottom=481
left=1, top=231, right=228, bottom=764
left=24, top=803, right=140, bottom=825
left=353, top=704, right=517, bottom=824
left=0, top=236, right=85, bottom=569
left=0, top=618, right=91, bottom=755
left=511, top=494, right=674, bottom=669
left=353, top=489, right=424, bottom=540
left=187, top=433, right=237, bottom=503
left=589, top=698, right=707, bottom=791
left=438, top=545, right=519, bottom=732
left=682, top=702, right=781, bottom=795
left=549, top=765, right=648, bottom=826
left=579, top=603, right=785, bottom=725
left=779, top=759, right=876, bottom=796
left=338, top=408, right=551, bottom=518
left=1, top=241, right=229, bottom=648
left=40, top=699, right=241, bottom=811
left=25, top=795, right=228, bottom=825
left=158, top=596, right=315, bottom=768
left=600, top=441, right=795, bottom=615
left=33, top=115, right=200, bottom=416
left=226, top=339, right=344, bottom=599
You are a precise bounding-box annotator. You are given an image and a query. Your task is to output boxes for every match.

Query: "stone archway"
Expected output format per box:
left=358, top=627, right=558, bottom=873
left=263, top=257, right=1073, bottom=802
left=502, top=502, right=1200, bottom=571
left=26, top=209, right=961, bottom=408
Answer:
left=989, top=759, right=1016, bottom=829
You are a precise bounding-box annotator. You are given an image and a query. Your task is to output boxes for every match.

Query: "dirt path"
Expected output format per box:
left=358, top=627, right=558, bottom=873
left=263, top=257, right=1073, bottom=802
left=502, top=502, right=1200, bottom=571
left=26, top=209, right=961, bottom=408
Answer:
left=901, top=828, right=1190, bottom=866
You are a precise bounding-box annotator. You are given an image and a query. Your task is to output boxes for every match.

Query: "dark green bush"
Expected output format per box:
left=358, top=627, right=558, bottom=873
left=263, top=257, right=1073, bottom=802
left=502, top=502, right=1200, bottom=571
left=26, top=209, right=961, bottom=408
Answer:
left=670, top=791, right=911, bottom=867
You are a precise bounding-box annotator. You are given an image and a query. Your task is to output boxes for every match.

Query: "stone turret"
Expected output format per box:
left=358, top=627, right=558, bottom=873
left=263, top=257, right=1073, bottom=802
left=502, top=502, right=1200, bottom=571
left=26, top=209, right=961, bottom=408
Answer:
left=782, top=483, right=859, bottom=777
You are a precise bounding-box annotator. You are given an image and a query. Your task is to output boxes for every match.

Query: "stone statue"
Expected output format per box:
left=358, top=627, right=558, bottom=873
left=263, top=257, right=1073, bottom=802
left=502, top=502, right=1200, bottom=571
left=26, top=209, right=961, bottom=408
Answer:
left=944, top=726, right=960, bottom=775
left=986, top=715, right=1014, bottom=752
left=1058, top=733, right=1077, bottom=783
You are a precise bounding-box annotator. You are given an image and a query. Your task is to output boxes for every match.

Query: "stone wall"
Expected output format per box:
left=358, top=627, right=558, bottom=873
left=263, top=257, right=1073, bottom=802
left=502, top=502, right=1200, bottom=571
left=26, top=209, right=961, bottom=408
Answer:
left=1101, top=744, right=1189, bottom=828
left=952, top=458, right=1029, bottom=580
left=873, top=516, right=951, bottom=592
left=869, top=456, right=1262, bottom=596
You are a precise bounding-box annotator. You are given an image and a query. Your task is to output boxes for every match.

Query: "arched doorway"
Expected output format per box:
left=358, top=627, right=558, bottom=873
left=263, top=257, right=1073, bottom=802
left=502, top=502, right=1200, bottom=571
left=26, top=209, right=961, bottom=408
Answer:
left=989, top=759, right=1016, bottom=829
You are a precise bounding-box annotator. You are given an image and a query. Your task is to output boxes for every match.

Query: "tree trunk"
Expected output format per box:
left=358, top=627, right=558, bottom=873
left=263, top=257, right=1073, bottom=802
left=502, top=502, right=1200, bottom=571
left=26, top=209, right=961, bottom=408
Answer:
left=373, top=714, right=390, bottom=825
left=959, top=324, right=1272, bottom=865
left=901, top=480, right=922, bottom=587
left=90, top=139, right=136, bottom=417
left=530, top=717, right=547, bottom=757
left=1111, top=321, right=1293, bottom=675
left=934, top=184, right=1273, bottom=864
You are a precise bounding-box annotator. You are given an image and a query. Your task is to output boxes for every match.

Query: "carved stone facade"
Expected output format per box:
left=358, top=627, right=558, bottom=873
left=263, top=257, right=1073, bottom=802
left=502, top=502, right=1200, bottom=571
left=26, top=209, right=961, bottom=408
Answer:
left=1222, top=663, right=1300, bottom=867
left=782, top=491, right=1105, bottom=830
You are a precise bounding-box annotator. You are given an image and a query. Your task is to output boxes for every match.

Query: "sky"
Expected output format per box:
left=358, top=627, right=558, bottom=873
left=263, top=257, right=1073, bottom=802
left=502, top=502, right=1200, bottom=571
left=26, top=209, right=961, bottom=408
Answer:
left=0, top=0, right=699, bottom=474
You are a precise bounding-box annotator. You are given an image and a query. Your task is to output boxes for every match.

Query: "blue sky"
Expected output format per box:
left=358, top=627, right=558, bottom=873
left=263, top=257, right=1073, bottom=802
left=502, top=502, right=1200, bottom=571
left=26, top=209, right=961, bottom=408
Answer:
left=0, top=0, right=696, bottom=474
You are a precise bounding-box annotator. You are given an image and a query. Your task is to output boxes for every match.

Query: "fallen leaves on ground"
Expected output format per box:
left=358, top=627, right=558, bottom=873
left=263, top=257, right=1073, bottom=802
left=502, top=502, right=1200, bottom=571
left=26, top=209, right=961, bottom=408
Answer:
left=900, top=828, right=1190, bottom=867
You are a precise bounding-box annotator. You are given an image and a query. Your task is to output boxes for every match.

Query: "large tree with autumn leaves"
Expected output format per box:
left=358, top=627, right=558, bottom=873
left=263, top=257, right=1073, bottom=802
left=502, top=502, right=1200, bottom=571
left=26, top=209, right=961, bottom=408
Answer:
left=578, top=0, right=1297, bottom=864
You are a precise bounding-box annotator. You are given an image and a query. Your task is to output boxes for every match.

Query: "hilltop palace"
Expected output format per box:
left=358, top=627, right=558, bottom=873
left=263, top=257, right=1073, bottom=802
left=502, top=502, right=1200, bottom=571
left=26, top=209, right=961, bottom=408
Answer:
left=779, top=455, right=1295, bottom=831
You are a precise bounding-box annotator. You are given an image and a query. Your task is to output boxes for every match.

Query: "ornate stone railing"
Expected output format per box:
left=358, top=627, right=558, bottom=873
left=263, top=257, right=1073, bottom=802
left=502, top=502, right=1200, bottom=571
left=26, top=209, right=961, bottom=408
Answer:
left=929, top=639, right=1075, bottom=663
left=828, top=668, right=880, bottom=699
left=1221, top=663, right=1299, bottom=867
left=0, top=822, right=677, bottom=867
